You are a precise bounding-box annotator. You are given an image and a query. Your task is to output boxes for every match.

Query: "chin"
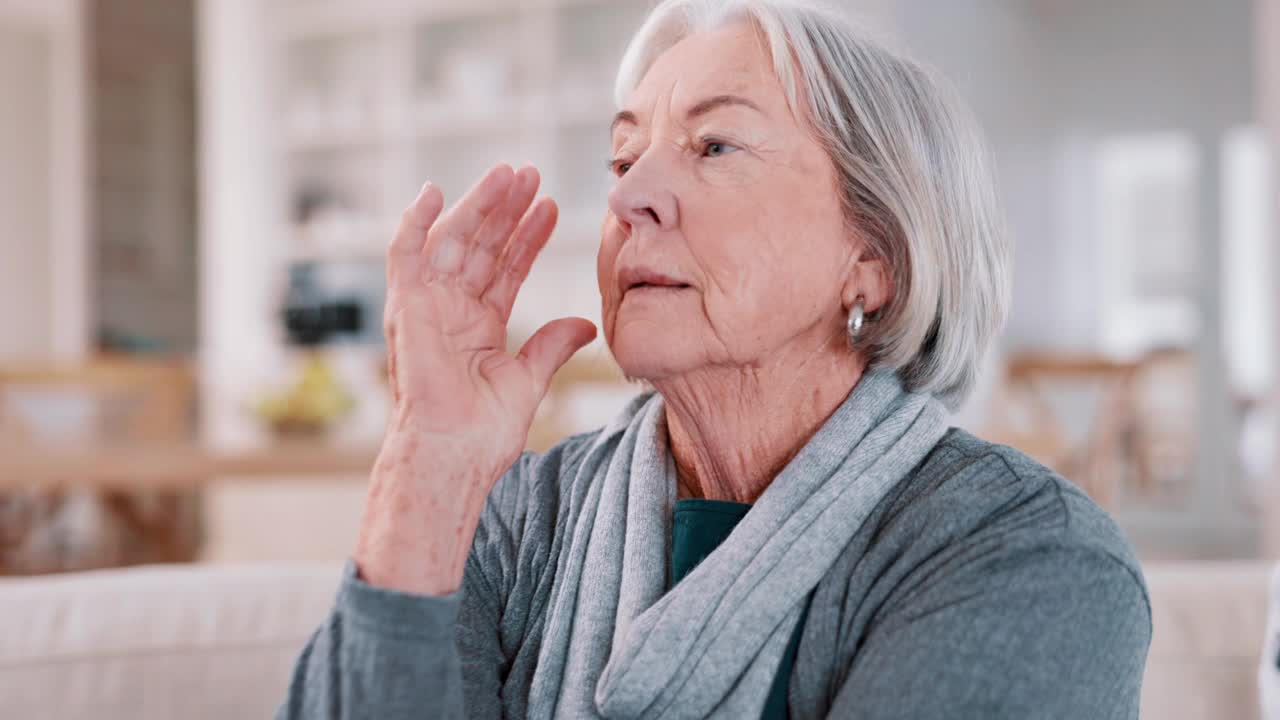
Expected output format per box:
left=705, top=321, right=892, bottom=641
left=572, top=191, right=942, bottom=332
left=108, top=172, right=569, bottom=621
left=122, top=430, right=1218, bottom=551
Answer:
left=608, top=327, right=695, bottom=382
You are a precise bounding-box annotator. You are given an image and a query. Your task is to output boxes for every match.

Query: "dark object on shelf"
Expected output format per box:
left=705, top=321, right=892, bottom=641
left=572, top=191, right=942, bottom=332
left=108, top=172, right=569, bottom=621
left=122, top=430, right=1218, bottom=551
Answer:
left=283, top=299, right=364, bottom=346
left=294, top=184, right=341, bottom=224
left=281, top=263, right=367, bottom=347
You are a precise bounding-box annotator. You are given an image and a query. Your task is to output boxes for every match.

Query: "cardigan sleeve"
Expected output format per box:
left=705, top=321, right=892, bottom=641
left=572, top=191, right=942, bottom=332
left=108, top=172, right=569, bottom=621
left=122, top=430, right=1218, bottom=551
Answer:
left=822, top=539, right=1152, bottom=720
left=274, top=449, right=548, bottom=720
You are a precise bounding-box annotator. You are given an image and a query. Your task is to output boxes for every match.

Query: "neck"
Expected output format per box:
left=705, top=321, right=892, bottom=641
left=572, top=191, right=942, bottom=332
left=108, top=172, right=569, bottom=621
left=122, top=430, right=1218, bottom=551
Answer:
left=654, top=335, right=866, bottom=504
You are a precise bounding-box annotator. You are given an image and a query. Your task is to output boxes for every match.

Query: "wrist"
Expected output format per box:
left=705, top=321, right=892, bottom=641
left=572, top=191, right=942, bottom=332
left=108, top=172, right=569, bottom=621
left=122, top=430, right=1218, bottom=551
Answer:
left=354, top=530, right=467, bottom=596
left=353, top=440, right=494, bottom=596
left=354, top=485, right=479, bottom=595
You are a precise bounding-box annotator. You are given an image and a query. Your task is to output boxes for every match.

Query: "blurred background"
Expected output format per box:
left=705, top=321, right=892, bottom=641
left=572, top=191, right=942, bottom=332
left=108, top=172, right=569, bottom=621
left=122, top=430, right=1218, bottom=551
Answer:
left=0, top=0, right=1276, bottom=572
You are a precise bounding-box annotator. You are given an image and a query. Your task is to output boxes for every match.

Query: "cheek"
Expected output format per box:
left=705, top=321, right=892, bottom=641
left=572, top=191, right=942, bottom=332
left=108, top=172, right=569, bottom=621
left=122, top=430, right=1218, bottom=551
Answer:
left=695, top=246, right=788, bottom=341
left=696, top=194, right=789, bottom=292
left=691, top=193, right=845, bottom=334
left=597, top=217, right=625, bottom=314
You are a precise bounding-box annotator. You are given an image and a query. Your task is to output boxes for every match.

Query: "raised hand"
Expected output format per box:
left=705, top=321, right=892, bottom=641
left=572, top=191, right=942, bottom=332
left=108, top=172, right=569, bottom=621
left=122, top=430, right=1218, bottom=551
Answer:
left=357, top=164, right=597, bottom=595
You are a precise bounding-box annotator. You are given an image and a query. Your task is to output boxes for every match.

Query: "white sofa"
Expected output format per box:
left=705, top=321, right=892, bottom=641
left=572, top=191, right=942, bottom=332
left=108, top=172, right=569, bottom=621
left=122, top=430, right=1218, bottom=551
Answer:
left=0, top=563, right=342, bottom=719
left=0, top=561, right=1271, bottom=719
left=1141, top=562, right=1272, bottom=720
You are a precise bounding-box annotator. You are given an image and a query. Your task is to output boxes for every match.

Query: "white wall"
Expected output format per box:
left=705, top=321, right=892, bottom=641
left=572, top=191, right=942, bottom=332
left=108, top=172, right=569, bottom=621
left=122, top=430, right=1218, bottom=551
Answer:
left=196, top=0, right=287, bottom=448
left=883, top=0, right=1256, bottom=351
left=1261, top=0, right=1280, bottom=555
left=0, top=0, right=88, bottom=361
left=885, top=1, right=1060, bottom=348
left=0, top=24, right=53, bottom=359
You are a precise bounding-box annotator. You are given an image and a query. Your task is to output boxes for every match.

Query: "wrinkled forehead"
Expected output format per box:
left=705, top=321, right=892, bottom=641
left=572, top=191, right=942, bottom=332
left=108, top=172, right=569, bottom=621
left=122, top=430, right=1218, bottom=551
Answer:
left=618, top=21, right=786, bottom=119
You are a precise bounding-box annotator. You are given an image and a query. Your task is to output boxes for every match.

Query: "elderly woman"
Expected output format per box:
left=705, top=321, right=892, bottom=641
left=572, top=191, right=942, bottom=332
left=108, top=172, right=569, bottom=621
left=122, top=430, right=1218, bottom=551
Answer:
left=279, top=1, right=1150, bottom=718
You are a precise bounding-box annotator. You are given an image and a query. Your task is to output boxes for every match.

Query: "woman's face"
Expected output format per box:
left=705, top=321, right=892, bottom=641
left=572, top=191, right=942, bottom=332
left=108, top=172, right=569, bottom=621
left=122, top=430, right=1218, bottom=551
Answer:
left=599, top=21, right=861, bottom=381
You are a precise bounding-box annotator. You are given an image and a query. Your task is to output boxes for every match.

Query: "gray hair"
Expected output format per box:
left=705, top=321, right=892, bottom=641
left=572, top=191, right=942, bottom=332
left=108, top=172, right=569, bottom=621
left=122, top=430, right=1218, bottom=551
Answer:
left=614, top=0, right=1011, bottom=409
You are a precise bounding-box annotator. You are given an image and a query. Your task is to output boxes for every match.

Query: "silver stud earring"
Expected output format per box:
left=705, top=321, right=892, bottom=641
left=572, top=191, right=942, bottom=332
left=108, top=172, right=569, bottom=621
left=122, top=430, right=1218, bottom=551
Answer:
left=846, top=295, right=865, bottom=346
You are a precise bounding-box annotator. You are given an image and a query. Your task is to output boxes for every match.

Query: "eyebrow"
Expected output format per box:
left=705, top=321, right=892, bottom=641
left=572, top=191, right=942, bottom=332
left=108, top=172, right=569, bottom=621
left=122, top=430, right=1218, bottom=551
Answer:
left=610, top=94, right=765, bottom=134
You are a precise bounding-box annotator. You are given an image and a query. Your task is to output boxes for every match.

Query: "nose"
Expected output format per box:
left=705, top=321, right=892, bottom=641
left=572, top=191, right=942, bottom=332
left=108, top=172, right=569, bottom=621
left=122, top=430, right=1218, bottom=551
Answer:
left=607, top=155, right=678, bottom=232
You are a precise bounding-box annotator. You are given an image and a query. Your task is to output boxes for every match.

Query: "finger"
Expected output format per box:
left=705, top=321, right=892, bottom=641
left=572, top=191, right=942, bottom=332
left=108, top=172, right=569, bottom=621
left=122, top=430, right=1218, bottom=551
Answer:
left=391, top=181, right=444, bottom=255
left=482, top=197, right=558, bottom=322
left=458, top=166, right=540, bottom=293
left=388, top=183, right=444, bottom=292
left=517, top=317, right=598, bottom=400
left=477, top=166, right=540, bottom=255
left=425, top=164, right=514, bottom=280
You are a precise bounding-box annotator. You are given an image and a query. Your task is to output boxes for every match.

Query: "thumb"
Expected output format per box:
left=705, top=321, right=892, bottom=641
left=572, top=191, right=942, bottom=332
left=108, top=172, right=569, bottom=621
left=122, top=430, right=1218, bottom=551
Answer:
left=517, top=317, right=598, bottom=399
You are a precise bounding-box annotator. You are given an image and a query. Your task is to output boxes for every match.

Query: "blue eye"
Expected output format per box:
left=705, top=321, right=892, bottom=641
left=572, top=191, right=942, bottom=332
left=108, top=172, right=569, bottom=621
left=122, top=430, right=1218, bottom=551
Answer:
left=703, top=141, right=737, bottom=157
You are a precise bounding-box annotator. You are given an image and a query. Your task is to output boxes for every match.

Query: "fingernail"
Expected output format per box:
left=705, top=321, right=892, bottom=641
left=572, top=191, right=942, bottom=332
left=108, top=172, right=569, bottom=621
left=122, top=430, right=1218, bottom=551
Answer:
left=409, top=181, right=433, bottom=207
left=492, top=164, right=515, bottom=184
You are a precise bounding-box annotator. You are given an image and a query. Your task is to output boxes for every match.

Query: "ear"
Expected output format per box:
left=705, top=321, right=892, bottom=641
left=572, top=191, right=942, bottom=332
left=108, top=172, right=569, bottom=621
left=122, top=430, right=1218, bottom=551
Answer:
left=841, top=254, right=893, bottom=315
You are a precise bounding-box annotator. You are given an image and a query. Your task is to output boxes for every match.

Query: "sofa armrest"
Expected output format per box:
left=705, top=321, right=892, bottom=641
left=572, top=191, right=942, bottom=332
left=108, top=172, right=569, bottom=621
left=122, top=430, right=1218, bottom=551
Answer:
left=0, top=563, right=343, bottom=720
left=1141, top=562, right=1271, bottom=720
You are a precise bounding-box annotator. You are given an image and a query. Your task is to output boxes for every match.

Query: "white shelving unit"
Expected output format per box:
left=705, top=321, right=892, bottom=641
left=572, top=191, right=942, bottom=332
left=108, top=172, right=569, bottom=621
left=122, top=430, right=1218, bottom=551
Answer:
left=198, top=0, right=650, bottom=447
left=267, top=0, right=651, bottom=341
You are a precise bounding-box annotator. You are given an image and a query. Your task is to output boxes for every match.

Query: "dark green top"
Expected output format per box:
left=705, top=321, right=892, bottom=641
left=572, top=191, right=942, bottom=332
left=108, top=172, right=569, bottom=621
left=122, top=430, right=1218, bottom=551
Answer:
left=670, top=498, right=811, bottom=720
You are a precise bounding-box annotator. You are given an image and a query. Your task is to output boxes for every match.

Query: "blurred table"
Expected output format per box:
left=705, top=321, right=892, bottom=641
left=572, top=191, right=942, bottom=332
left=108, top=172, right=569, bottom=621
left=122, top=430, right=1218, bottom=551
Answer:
left=990, top=349, right=1196, bottom=508
left=0, top=441, right=381, bottom=491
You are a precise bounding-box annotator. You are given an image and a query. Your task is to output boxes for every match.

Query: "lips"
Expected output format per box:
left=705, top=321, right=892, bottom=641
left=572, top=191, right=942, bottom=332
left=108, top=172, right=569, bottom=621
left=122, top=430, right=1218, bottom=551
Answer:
left=619, top=265, right=692, bottom=294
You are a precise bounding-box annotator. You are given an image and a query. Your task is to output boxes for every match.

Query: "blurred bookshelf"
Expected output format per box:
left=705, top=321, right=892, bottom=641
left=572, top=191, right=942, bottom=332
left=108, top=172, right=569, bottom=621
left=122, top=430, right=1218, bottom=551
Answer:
left=267, top=0, right=649, bottom=348
left=270, top=0, right=646, bottom=244
left=191, top=0, right=643, bottom=451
